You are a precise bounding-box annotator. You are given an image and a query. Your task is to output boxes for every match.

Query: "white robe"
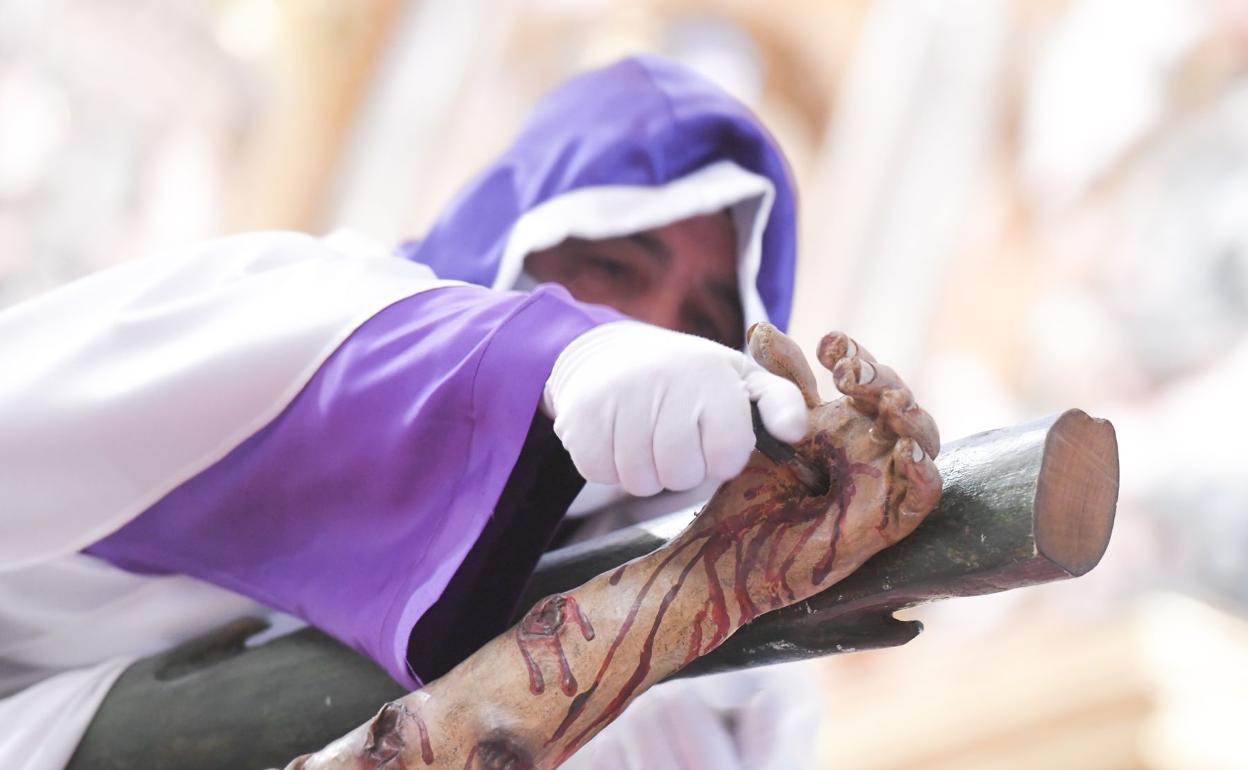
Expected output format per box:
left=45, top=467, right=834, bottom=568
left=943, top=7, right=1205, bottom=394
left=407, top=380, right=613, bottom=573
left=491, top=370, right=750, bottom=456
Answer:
left=0, top=162, right=795, bottom=768
left=0, top=230, right=458, bottom=770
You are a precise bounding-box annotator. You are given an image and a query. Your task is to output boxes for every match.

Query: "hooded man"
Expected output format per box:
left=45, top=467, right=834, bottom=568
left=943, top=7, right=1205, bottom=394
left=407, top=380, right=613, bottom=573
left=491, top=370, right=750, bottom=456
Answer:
left=0, top=56, right=815, bottom=769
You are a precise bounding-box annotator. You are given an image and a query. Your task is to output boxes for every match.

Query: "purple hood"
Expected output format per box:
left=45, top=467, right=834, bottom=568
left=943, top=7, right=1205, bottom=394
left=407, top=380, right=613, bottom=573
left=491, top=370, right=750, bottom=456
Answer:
left=398, top=55, right=799, bottom=330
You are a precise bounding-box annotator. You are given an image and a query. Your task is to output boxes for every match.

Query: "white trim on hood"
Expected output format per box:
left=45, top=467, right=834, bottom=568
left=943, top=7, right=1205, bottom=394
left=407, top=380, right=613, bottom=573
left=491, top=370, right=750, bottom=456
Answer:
left=493, top=160, right=776, bottom=337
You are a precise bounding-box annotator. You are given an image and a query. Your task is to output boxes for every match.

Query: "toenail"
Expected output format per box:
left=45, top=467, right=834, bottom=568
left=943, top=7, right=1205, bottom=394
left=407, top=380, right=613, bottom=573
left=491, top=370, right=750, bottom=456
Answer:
left=845, top=339, right=857, bottom=359
left=911, top=441, right=923, bottom=462
left=856, top=360, right=876, bottom=385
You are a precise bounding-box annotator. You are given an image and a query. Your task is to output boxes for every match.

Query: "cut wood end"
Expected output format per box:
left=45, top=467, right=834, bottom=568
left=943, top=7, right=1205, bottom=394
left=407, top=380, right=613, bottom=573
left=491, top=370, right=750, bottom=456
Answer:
left=1034, top=409, right=1120, bottom=577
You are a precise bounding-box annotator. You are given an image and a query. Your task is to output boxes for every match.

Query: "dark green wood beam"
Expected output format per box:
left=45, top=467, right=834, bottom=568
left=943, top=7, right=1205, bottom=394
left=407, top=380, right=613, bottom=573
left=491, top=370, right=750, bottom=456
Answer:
left=67, top=409, right=1118, bottom=770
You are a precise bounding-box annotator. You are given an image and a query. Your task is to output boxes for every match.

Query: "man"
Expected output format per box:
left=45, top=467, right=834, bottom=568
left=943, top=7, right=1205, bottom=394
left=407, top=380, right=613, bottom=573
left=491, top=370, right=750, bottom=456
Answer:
left=1, top=56, right=813, bottom=768
left=394, top=56, right=820, bottom=768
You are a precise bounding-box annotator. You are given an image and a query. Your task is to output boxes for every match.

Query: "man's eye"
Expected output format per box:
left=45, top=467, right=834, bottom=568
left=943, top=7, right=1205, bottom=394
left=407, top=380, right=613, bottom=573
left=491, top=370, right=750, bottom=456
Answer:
left=688, top=312, right=722, bottom=342
left=586, top=255, right=630, bottom=280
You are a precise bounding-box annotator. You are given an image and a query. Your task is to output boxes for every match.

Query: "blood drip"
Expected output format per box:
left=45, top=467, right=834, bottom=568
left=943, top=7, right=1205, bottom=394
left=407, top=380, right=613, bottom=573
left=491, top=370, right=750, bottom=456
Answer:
left=415, top=712, right=434, bottom=766
left=365, top=702, right=434, bottom=767
left=515, top=594, right=595, bottom=697
left=548, top=439, right=879, bottom=764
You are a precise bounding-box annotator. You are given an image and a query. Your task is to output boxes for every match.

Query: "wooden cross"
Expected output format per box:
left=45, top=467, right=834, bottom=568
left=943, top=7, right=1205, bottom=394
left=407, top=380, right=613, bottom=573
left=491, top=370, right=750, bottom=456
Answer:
left=67, top=409, right=1118, bottom=769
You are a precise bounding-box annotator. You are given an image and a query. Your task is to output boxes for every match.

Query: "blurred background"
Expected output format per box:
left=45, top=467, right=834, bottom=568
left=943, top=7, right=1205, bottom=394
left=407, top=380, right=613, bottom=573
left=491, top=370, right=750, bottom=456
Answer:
left=2, top=0, right=1246, bottom=767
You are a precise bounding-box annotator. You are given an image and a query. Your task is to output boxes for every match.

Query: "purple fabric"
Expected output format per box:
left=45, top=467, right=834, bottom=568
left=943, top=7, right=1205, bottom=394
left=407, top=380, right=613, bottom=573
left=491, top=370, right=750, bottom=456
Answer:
left=405, top=407, right=585, bottom=683
left=84, top=56, right=801, bottom=691
left=87, top=284, right=621, bottom=688
left=397, top=55, right=799, bottom=331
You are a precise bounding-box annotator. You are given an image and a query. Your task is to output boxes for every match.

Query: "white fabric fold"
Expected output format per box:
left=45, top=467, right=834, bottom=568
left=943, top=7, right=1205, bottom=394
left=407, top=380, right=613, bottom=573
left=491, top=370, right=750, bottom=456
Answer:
left=0, top=230, right=459, bottom=570
left=0, top=656, right=134, bottom=770
left=0, top=229, right=456, bottom=770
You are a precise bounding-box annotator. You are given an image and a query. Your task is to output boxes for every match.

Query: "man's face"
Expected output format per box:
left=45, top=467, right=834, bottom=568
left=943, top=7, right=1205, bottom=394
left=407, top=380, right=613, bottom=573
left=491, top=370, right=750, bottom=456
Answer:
left=524, top=212, right=744, bottom=348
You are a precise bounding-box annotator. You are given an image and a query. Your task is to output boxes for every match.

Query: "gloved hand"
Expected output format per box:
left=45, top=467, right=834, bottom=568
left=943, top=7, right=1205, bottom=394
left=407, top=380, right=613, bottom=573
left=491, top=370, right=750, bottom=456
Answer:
left=543, top=321, right=808, bottom=496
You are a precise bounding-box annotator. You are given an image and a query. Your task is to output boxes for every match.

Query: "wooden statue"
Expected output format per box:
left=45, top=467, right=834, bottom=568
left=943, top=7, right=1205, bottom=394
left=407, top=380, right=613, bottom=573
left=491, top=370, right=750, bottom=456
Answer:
left=274, top=325, right=942, bottom=769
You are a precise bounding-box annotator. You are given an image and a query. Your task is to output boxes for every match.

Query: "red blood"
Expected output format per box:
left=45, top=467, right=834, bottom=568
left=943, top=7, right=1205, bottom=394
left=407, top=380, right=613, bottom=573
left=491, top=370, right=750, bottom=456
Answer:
left=515, top=594, right=595, bottom=697
left=416, top=711, right=434, bottom=766
left=547, top=440, right=882, bottom=763
left=684, top=608, right=707, bottom=665
left=545, top=541, right=696, bottom=747
left=557, top=542, right=709, bottom=759
left=700, top=555, right=731, bottom=651
left=364, top=702, right=434, bottom=767
left=808, top=440, right=878, bottom=584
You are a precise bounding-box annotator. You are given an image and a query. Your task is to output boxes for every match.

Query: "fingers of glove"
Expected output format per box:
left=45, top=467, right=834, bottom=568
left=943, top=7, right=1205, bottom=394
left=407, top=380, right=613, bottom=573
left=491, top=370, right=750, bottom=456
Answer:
left=554, top=411, right=620, bottom=485
left=698, top=386, right=756, bottom=480
left=612, top=397, right=663, bottom=497
left=747, top=322, right=822, bottom=408
left=742, top=364, right=809, bottom=444
left=879, top=387, right=941, bottom=459
left=652, top=398, right=707, bottom=492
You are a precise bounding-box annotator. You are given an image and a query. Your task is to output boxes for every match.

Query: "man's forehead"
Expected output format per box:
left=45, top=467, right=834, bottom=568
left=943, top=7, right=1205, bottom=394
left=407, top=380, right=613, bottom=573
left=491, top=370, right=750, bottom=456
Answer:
left=631, top=215, right=742, bottom=310
left=640, top=213, right=736, bottom=265
left=624, top=232, right=670, bottom=265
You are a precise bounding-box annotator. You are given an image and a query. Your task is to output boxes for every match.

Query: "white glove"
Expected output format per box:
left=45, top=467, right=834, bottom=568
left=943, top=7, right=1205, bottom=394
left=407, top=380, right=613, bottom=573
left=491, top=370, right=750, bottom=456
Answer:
left=543, top=321, right=808, bottom=497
